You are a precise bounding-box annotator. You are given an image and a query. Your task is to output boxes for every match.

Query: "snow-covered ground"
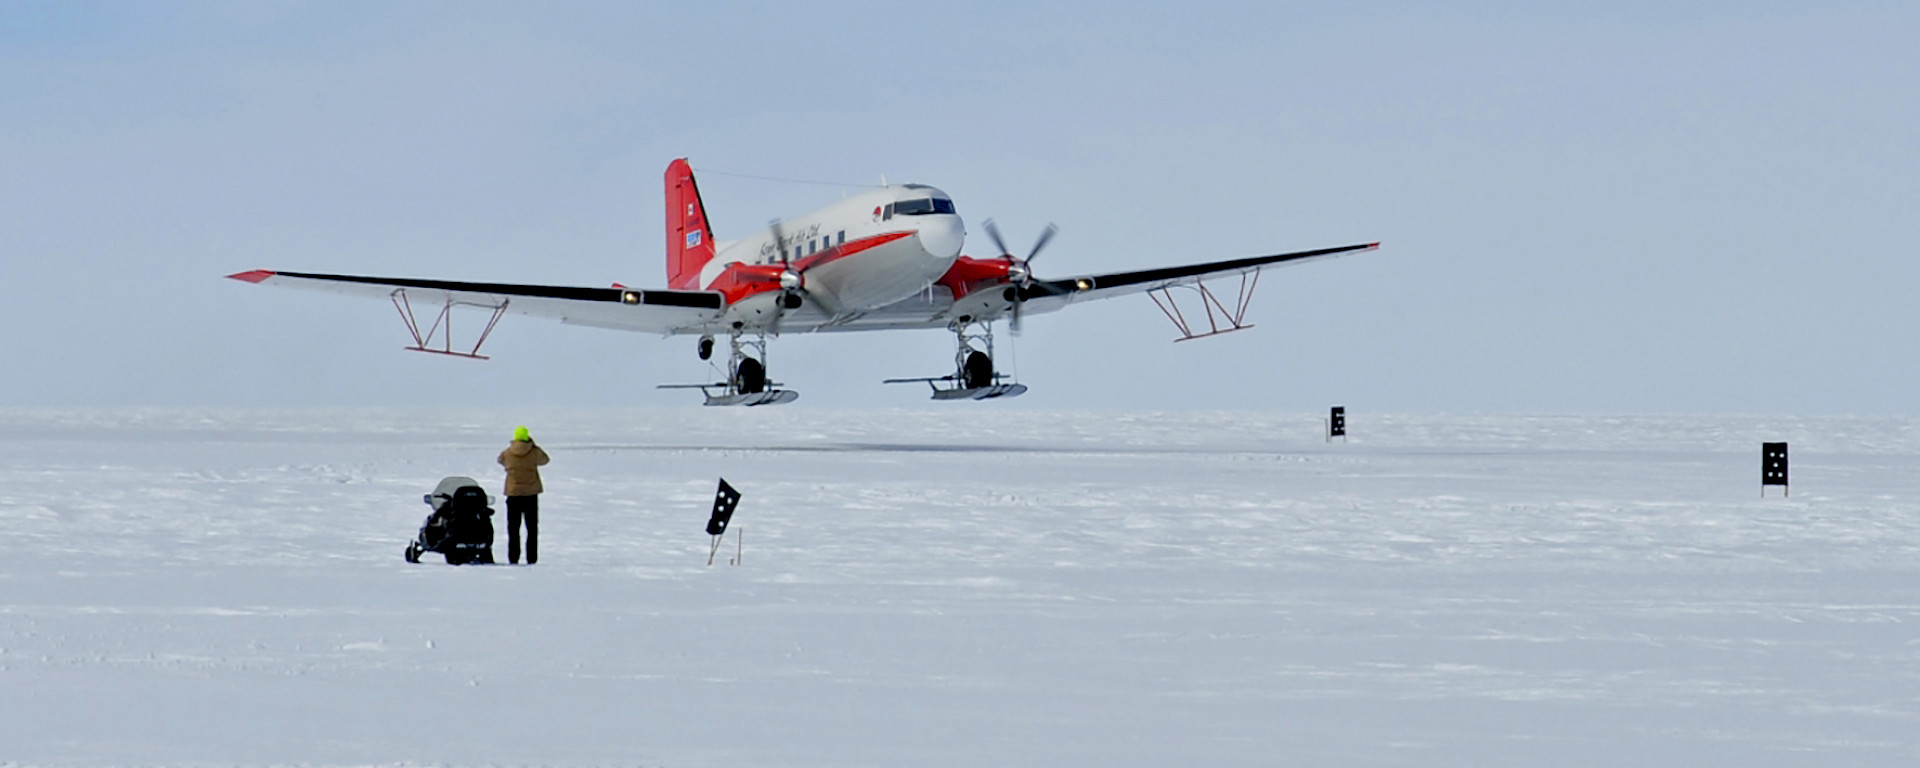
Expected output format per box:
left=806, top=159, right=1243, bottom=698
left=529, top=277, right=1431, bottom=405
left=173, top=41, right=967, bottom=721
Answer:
left=3, top=408, right=1918, bottom=766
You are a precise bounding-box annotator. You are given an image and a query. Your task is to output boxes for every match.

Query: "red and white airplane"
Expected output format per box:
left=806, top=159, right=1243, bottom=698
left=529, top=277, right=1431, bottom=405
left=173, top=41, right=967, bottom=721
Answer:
left=229, top=158, right=1377, bottom=405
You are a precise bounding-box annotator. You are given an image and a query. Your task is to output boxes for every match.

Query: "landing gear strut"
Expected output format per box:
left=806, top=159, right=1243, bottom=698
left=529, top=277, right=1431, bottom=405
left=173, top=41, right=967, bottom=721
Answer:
left=659, top=330, right=799, bottom=406
left=884, top=317, right=1028, bottom=400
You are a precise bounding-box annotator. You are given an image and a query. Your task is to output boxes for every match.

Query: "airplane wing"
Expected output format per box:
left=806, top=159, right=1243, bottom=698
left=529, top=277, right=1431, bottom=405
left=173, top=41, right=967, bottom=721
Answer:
left=226, top=270, right=724, bottom=335
left=1013, top=242, right=1379, bottom=313
left=227, top=241, right=1376, bottom=339
left=757, top=240, right=1381, bottom=333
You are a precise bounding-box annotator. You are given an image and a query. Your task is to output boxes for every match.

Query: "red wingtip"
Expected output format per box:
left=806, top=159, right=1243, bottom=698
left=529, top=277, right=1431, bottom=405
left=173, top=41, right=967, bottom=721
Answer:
left=1366, top=242, right=1381, bottom=250
left=227, top=269, right=276, bottom=283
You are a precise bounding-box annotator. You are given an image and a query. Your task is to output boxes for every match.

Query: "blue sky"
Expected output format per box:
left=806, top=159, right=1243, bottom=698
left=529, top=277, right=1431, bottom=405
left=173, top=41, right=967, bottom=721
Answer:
left=4, top=2, right=1916, bottom=412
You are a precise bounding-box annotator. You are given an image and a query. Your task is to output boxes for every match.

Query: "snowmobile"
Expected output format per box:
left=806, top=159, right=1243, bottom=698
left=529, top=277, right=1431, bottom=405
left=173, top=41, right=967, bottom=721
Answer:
left=404, top=476, right=496, bottom=565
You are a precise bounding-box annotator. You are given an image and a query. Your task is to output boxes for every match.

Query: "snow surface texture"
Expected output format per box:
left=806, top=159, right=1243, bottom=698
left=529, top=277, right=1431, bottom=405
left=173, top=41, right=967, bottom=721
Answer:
left=2, top=408, right=1917, bottom=766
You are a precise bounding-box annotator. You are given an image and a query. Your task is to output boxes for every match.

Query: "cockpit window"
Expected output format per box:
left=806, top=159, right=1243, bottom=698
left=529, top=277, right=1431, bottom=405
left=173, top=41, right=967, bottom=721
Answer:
left=893, top=197, right=956, bottom=216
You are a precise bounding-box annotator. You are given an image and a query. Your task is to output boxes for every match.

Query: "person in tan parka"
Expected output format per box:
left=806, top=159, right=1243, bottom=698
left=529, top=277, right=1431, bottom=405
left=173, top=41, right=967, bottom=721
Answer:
left=497, top=425, right=550, bottom=564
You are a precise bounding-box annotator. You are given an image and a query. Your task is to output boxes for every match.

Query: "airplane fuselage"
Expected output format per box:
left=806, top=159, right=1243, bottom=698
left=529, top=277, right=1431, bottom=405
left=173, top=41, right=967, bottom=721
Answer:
left=701, top=184, right=965, bottom=322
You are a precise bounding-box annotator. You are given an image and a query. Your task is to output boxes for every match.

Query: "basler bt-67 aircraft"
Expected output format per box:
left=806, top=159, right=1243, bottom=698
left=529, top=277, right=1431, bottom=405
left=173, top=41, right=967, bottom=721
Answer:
left=229, top=158, right=1378, bottom=405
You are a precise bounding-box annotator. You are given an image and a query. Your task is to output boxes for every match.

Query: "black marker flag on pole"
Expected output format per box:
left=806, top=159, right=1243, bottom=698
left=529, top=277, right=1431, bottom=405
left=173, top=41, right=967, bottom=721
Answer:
left=1762, top=443, right=1788, bottom=497
left=707, top=478, right=741, bottom=536
left=707, top=478, right=743, bottom=566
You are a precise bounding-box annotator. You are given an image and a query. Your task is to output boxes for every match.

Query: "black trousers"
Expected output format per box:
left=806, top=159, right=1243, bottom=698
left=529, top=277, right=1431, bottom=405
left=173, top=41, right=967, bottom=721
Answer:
left=506, top=495, right=539, bottom=564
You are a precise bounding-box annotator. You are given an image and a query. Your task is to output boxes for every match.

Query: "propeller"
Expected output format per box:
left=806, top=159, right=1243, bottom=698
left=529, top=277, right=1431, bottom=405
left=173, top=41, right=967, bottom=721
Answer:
left=981, top=218, right=1058, bottom=334
left=767, top=217, right=835, bottom=332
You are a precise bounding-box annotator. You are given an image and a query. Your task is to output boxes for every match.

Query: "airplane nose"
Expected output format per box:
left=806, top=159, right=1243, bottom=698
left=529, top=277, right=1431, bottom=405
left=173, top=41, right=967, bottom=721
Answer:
left=918, top=216, right=965, bottom=260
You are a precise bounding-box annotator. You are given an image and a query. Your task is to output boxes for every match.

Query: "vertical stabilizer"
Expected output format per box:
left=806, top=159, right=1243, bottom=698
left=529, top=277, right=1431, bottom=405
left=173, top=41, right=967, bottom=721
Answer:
left=665, top=158, right=716, bottom=290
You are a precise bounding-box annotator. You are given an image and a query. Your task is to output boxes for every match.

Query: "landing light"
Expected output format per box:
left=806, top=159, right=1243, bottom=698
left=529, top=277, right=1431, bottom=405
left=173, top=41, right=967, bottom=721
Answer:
left=1075, top=279, right=1092, bottom=291
left=622, top=291, right=641, bottom=304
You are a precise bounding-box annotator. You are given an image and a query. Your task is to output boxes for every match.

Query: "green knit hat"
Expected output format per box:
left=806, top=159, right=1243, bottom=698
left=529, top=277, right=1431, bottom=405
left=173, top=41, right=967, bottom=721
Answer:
left=513, top=426, right=531, bottom=442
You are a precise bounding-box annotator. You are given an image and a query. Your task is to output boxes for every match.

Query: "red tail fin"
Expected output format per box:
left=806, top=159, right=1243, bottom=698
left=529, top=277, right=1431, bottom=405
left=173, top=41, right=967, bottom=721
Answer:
left=665, top=158, right=716, bottom=290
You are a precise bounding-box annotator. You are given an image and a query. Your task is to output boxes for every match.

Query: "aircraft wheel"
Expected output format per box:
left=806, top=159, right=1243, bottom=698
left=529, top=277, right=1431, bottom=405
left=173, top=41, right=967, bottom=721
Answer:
left=734, top=357, right=767, bottom=394
left=963, top=350, right=994, bottom=390
left=404, top=544, right=419, bottom=563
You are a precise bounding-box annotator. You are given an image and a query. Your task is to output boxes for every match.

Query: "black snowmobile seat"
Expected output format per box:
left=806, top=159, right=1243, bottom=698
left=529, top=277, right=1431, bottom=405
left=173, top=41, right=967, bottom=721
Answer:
left=450, top=485, right=490, bottom=511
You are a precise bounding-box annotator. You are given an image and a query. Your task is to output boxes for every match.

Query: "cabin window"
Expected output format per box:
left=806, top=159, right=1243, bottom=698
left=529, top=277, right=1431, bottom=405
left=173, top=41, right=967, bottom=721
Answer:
left=837, top=231, right=845, bottom=245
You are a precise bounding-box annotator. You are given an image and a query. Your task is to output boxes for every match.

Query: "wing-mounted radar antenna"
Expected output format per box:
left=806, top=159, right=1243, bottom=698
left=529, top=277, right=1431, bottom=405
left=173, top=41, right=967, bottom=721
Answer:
left=1148, top=269, right=1262, bottom=342
left=390, top=289, right=510, bottom=359
left=1762, top=442, right=1789, bottom=497
left=1327, top=406, right=1347, bottom=443
left=706, top=478, right=744, bottom=566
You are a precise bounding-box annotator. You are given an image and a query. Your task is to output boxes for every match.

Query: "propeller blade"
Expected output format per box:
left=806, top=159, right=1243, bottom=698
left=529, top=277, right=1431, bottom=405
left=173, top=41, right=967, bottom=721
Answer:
left=982, top=218, right=1011, bottom=258
left=1026, top=223, right=1058, bottom=265
left=768, top=218, right=788, bottom=266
